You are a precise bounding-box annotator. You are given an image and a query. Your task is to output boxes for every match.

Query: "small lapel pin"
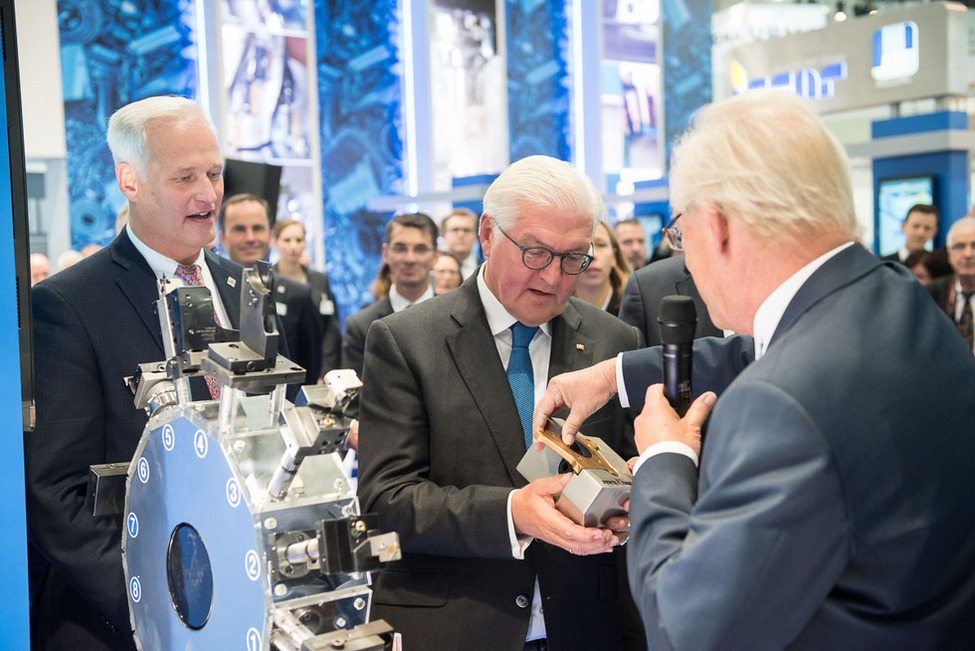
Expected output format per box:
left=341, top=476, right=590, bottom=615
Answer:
left=227, top=277, right=236, bottom=287
left=576, top=343, right=585, bottom=351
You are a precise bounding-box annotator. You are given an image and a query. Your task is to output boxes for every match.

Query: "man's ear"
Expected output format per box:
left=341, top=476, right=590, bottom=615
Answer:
left=479, top=215, right=493, bottom=258
left=381, top=242, right=389, bottom=264
left=703, top=204, right=732, bottom=255
left=116, top=163, right=139, bottom=201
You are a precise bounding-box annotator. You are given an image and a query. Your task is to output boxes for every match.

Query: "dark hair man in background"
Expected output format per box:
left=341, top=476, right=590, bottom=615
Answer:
left=25, top=96, right=245, bottom=650
left=614, top=219, right=649, bottom=271
left=341, top=211, right=439, bottom=377
left=218, top=192, right=323, bottom=383
left=536, top=90, right=975, bottom=650
left=440, top=207, right=481, bottom=278
left=880, top=203, right=939, bottom=264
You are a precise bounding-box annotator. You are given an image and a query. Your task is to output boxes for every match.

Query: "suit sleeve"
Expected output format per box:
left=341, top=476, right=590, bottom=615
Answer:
left=341, top=316, right=366, bottom=379
left=620, top=335, right=755, bottom=412
left=24, top=283, right=131, bottom=631
left=295, top=289, right=324, bottom=382
left=618, top=272, right=649, bottom=340
left=319, top=278, right=342, bottom=375
left=356, top=319, right=513, bottom=559
left=626, top=379, right=848, bottom=650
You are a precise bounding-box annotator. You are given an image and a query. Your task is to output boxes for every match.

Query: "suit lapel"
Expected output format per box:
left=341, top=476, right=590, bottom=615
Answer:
left=548, top=299, right=595, bottom=378
left=111, top=232, right=165, bottom=352
left=206, top=251, right=243, bottom=328
left=444, top=281, right=531, bottom=485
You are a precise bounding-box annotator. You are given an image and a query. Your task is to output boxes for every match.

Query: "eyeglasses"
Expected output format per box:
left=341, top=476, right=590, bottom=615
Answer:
left=949, top=241, right=975, bottom=253
left=446, top=227, right=475, bottom=235
left=495, top=224, right=594, bottom=275
left=662, top=213, right=684, bottom=251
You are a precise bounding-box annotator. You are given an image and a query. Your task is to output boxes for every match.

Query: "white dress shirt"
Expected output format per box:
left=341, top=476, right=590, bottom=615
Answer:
left=476, top=267, right=550, bottom=642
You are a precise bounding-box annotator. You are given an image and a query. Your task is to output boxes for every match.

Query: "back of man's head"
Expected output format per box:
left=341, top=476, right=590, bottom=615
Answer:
left=482, top=155, right=602, bottom=236
left=107, top=96, right=217, bottom=179
left=669, top=89, right=859, bottom=244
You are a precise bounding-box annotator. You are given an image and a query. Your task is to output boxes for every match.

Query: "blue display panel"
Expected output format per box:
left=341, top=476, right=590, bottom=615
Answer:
left=505, top=0, right=571, bottom=162
left=875, top=175, right=935, bottom=257
left=315, top=1, right=405, bottom=323
left=1, top=0, right=32, bottom=644
left=58, top=0, right=200, bottom=249
left=661, top=0, right=712, bottom=167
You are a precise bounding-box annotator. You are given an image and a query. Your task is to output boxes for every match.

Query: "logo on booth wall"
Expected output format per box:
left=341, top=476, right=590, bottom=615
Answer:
left=871, top=21, right=920, bottom=82
left=729, top=59, right=848, bottom=102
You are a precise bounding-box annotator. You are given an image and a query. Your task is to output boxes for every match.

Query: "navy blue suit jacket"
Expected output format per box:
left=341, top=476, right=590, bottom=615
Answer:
left=25, top=231, right=244, bottom=650
left=620, top=245, right=975, bottom=649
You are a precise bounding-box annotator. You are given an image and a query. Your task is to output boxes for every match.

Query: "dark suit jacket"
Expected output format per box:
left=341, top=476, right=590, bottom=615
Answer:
left=272, top=273, right=324, bottom=383
left=879, top=251, right=903, bottom=264
left=25, top=231, right=244, bottom=650
left=341, top=296, right=393, bottom=378
left=272, top=264, right=342, bottom=376
left=618, top=254, right=721, bottom=346
left=356, top=276, right=643, bottom=651
left=926, top=273, right=952, bottom=315
left=620, top=245, right=975, bottom=649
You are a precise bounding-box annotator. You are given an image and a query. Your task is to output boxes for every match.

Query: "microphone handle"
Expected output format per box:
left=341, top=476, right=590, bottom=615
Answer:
left=662, top=343, right=693, bottom=417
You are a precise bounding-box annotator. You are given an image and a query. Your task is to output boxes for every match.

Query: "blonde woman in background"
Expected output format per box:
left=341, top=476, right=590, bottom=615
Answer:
left=573, top=220, right=631, bottom=314
left=272, top=218, right=342, bottom=373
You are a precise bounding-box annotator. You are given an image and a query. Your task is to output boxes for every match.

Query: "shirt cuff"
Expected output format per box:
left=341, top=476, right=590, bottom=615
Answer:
left=507, top=490, right=533, bottom=559
left=616, top=352, right=630, bottom=409
left=632, top=441, right=700, bottom=475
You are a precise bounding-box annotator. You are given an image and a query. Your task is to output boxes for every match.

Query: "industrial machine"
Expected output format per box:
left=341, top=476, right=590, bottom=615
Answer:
left=90, top=264, right=399, bottom=651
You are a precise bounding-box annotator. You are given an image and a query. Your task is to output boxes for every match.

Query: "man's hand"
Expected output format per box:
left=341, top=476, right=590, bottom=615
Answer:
left=533, top=358, right=619, bottom=446
left=511, top=474, right=620, bottom=555
left=346, top=419, right=360, bottom=452
left=635, top=385, right=716, bottom=457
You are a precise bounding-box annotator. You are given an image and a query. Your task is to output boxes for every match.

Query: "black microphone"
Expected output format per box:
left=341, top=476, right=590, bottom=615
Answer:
left=657, top=295, right=697, bottom=417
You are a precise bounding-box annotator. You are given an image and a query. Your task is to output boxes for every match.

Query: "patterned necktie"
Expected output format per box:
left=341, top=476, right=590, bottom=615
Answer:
left=172, top=264, right=221, bottom=399
left=508, top=322, right=539, bottom=448
left=958, top=291, right=974, bottom=351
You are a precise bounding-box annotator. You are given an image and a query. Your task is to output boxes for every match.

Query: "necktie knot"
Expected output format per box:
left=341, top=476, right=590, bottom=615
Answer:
left=510, top=322, right=538, bottom=348
left=174, top=264, right=203, bottom=287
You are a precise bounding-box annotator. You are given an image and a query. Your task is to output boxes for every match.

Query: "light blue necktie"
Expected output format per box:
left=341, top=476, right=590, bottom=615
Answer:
left=508, top=322, right=539, bottom=448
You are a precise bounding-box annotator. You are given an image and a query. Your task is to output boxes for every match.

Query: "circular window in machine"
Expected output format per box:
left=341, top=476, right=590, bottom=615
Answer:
left=166, top=523, right=215, bottom=630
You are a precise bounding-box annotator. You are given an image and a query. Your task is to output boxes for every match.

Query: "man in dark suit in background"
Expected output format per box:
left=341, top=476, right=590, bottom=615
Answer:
left=927, top=215, right=975, bottom=354
left=341, top=212, right=438, bottom=377
left=25, top=97, right=244, bottom=650
left=880, top=203, right=939, bottom=264
left=536, top=90, right=975, bottom=649
left=357, top=155, right=643, bottom=651
left=219, top=193, right=323, bottom=383
left=617, top=253, right=721, bottom=345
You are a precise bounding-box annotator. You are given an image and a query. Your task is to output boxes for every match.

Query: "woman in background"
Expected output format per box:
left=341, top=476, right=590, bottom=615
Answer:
left=273, top=218, right=342, bottom=374
left=574, top=220, right=631, bottom=314
left=431, top=252, right=463, bottom=294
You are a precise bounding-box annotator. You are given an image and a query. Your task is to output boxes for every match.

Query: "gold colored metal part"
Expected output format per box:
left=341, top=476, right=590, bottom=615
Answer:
left=534, top=419, right=620, bottom=478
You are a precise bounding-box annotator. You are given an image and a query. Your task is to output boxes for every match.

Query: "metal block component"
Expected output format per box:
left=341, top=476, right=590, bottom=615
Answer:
left=86, top=463, right=128, bottom=517
left=517, top=418, right=632, bottom=536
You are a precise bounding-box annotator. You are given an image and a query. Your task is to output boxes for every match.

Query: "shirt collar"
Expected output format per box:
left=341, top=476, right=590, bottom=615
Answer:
left=126, top=223, right=206, bottom=281
left=752, top=241, right=854, bottom=359
left=389, top=283, right=435, bottom=312
left=475, top=265, right=552, bottom=337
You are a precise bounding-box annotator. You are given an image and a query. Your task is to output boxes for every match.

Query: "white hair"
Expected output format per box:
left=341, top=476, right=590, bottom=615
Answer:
left=106, top=96, right=217, bottom=178
left=669, top=89, right=860, bottom=242
left=947, top=216, right=975, bottom=247
left=482, top=155, right=603, bottom=237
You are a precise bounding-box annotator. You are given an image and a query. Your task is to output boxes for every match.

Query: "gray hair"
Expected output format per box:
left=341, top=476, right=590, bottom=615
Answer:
left=107, top=96, right=218, bottom=178
left=669, top=89, right=860, bottom=242
left=482, top=155, right=603, bottom=237
left=946, top=216, right=975, bottom=247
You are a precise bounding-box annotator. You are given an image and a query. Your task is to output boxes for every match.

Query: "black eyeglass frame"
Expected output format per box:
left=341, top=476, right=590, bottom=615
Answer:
left=494, top=223, right=594, bottom=275
left=662, top=213, right=684, bottom=251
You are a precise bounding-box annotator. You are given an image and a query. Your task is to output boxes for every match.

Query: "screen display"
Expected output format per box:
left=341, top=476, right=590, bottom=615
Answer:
left=875, top=175, right=935, bottom=256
